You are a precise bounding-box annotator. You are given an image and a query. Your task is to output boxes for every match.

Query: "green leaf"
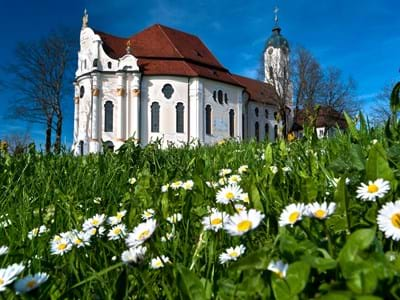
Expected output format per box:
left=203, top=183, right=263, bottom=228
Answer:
left=365, top=143, right=394, bottom=182
left=344, top=112, right=359, bottom=141
left=233, top=248, right=270, bottom=271
left=176, top=263, right=207, bottom=300
left=271, top=276, right=296, bottom=300
left=286, top=261, right=310, bottom=295
left=250, top=183, right=263, bottom=212
left=346, top=269, right=378, bottom=295
left=264, top=144, right=273, bottom=166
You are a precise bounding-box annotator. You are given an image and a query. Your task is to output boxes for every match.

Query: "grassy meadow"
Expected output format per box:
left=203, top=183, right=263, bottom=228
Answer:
left=0, top=116, right=400, bottom=299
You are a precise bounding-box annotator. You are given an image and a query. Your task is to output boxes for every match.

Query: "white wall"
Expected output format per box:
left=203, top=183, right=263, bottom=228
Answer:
left=247, top=101, right=279, bottom=141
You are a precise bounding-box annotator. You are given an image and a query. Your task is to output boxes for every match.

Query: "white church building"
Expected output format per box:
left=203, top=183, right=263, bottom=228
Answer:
left=72, top=10, right=292, bottom=154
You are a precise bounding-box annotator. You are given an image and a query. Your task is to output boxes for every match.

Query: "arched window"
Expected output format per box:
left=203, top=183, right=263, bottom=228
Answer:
left=108, top=62, right=112, bottom=69
left=229, top=109, right=235, bottom=137
left=269, top=66, right=273, bottom=79
left=265, top=123, right=269, bottom=140
left=205, top=105, right=212, bottom=135
left=274, top=125, right=278, bottom=140
left=217, top=90, right=223, bottom=104
left=255, top=122, right=260, bottom=142
left=93, top=59, right=98, bottom=67
left=151, top=102, right=160, bottom=133
left=255, top=107, right=259, bottom=117
left=265, top=109, right=269, bottom=119
left=104, top=141, right=114, bottom=152
left=213, top=91, right=217, bottom=101
left=79, top=140, right=84, bottom=156
left=104, top=101, right=114, bottom=132
left=176, top=102, right=184, bottom=133
left=224, top=93, right=228, bottom=104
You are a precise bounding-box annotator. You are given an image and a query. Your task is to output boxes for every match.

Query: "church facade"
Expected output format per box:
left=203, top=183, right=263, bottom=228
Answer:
left=72, top=11, right=292, bottom=154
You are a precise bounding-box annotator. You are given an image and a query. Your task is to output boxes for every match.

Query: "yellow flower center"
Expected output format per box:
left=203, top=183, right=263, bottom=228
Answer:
left=277, top=271, right=285, bottom=278
left=237, top=220, right=252, bottom=232
left=116, top=213, right=124, bottom=219
left=391, top=213, right=400, bottom=229
left=0, top=278, right=4, bottom=285
left=32, top=228, right=39, bottom=235
left=91, top=228, right=97, bottom=235
left=314, top=209, right=326, bottom=219
left=57, top=243, right=67, bottom=251
left=226, top=192, right=235, bottom=200
left=74, top=239, right=82, bottom=245
left=26, top=280, right=37, bottom=289
left=113, top=228, right=122, bottom=235
left=368, top=184, right=379, bottom=193
left=229, top=251, right=239, bottom=257
left=138, top=230, right=150, bottom=240
left=155, top=260, right=163, bottom=267
left=289, top=211, right=300, bottom=223
left=211, top=218, right=222, bottom=225
left=92, top=219, right=99, bottom=226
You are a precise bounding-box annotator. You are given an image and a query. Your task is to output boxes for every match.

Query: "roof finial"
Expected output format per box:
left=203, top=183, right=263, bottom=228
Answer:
left=274, top=5, right=279, bottom=26
left=82, top=8, right=89, bottom=29
left=126, top=40, right=131, bottom=54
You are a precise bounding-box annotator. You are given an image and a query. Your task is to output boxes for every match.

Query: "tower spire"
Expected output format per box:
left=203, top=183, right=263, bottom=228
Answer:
left=82, top=8, right=89, bottom=29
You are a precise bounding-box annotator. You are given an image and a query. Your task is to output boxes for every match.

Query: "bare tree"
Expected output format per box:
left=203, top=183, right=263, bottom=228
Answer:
left=2, top=133, right=32, bottom=155
left=292, top=47, right=324, bottom=110
left=3, top=29, right=75, bottom=153
left=370, top=82, right=394, bottom=125
left=318, top=67, right=358, bottom=115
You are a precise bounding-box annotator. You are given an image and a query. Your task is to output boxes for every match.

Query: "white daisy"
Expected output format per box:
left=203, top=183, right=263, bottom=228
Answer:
left=356, top=179, right=390, bottom=201
left=238, top=165, right=248, bottom=174
left=269, top=166, right=278, bottom=174
left=161, top=232, right=174, bottom=242
left=377, top=200, right=400, bottom=241
left=216, top=184, right=243, bottom=204
left=228, top=175, right=242, bottom=185
left=218, top=177, right=228, bottom=186
left=224, top=209, right=265, bottom=236
left=108, top=224, right=127, bottom=240
left=150, top=255, right=171, bottom=269
left=126, top=219, right=157, bottom=248
left=128, top=177, right=137, bottom=185
left=0, top=263, right=25, bottom=292
left=282, top=166, right=292, bottom=172
left=86, top=226, right=106, bottom=237
left=306, top=202, right=336, bottom=220
left=219, top=245, right=246, bottom=264
left=93, top=197, right=102, bottom=204
left=161, top=184, right=169, bottom=193
left=278, top=203, right=305, bottom=227
left=108, top=210, right=127, bottom=225
left=142, top=209, right=155, bottom=220
left=28, top=225, right=48, bottom=240
left=234, top=204, right=247, bottom=213
left=0, top=246, right=8, bottom=256
left=182, top=180, right=194, bottom=190
left=202, top=209, right=228, bottom=232
left=166, top=213, right=182, bottom=224
left=121, top=246, right=147, bottom=264
left=82, top=214, right=106, bottom=231
left=70, top=231, right=91, bottom=248
left=50, top=236, right=72, bottom=255
left=170, top=181, right=183, bottom=190
left=219, top=168, right=232, bottom=177
left=268, top=260, right=288, bottom=278
left=238, top=193, right=249, bottom=204
left=14, top=272, right=49, bottom=294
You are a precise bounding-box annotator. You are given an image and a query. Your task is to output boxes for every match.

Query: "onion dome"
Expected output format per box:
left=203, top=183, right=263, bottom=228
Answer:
left=266, top=26, right=289, bottom=50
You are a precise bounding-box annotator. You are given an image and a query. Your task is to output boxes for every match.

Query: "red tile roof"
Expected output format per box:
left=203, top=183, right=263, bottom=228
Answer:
left=232, top=74, right=278, bottom=104
left=95, top=24, right=277, bottom=103
left=294, top=106, right=347, bottom=129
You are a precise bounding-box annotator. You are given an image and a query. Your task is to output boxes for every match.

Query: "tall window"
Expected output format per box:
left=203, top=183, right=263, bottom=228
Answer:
left=269, top=66, right=273, bottom=79
left=265, top=109, right=269, bottom=119
left=265, top=123, right=269, bottom=140
left=229, top=109, right=235, bottom=137
left=205, top=105, right=212, bottom=135
left=255, top=122, right=260, bottom=142
left=217, top=90, right=223, bottom=104
left=176, top=102, right=184, bottom=133
left=104, top=101, right=113, bottom=132
left=79, top=141, right=84, bottom=156
left=274, top=125, right=278, bottom=140
left=255, top=107, right=259, bottom=117
left=151, top=102, right=160, bottom=133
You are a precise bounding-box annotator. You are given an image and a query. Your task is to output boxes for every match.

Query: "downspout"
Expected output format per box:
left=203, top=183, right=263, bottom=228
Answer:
left=187, top=77, right=191, bottom=143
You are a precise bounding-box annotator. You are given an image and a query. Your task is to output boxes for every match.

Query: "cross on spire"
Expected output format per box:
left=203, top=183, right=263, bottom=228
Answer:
left=274, top=5, right=279, bottom=26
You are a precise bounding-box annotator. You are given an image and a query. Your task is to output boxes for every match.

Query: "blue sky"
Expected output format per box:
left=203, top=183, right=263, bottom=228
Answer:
left=0, top=0, right=399, bottom=148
